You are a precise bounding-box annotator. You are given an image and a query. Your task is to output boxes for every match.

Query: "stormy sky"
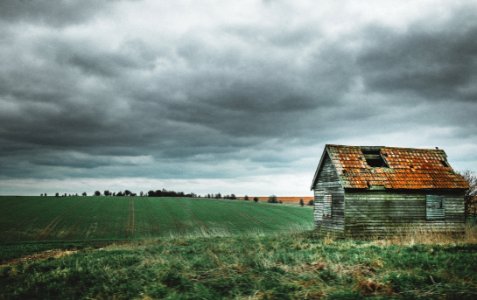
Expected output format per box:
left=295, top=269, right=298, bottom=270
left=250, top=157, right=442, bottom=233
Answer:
left=1, top=0, right=476, bottom=196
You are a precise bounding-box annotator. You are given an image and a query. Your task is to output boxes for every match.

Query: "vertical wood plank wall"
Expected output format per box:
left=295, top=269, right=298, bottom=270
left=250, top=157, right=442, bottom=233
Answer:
left=313, top=152, right=345, bottom=234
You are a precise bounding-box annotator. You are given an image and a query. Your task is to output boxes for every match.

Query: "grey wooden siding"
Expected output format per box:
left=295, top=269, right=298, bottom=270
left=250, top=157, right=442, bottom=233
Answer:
left=313, top=152, right=345, bottom=234
left=344, top=191, right=465, bottom=237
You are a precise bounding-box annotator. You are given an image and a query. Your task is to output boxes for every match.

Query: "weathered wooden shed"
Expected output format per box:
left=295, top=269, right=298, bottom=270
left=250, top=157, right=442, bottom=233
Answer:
left=311, top=145, right=469, bottom=237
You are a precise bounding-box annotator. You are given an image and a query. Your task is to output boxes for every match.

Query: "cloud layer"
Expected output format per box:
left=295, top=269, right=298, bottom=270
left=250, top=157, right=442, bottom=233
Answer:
left=1, top=0, right=476, bottom=195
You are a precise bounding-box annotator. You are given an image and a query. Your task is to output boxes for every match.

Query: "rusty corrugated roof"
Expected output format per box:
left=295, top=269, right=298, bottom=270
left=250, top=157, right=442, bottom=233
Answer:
left=316, top=144, right=469, bottom=190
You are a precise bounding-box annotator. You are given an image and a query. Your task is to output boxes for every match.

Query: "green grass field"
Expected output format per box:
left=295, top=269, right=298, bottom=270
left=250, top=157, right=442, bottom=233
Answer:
left=1, top=196, right=477, bottom=299
left=0, top=196, right=313, bottom=243
left=1, top=233, right=477, bottom=299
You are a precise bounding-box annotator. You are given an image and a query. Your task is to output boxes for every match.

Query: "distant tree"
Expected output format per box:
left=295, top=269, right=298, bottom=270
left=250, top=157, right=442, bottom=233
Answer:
left=230, top=194, right=236, bottom=200
left=117, top=191, right=124, bottom=196
left=253, top=197, right=259, bottom=203
left=215, top=193, right=222, bottom=199
left=45, top=193, right=47, bottom=197
left=308, top=200, right=314, bottom=206
left=268, top=195, right=278, bottom=203
left=124, top=190, right=132, bottom=196
left=244, top=195, right=249, bottom=201
left=82, top=192, right=87, bottom=196
left=55, top=193, right=59, bottom=197
left=94, top=191, right=101, bottom=196
left=140, top=191, right=144, bottom=197
left=299, top=198, right=304, bottom=207
left=460, top=170, right=477, bottom=218
left=104, top=190, right=111, bottom=196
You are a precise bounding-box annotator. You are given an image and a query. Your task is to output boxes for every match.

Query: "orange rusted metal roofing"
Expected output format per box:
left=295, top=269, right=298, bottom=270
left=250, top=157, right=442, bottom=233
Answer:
left=314, top=144, right=469, bottom=190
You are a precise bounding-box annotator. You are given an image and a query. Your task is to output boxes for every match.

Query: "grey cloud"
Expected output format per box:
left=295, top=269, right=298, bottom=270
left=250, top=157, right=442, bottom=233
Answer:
left=55, top=39, right=156, bottom=77
left=357, top=9, right=477, bottom=101
left=156, top=39, right=357, bottom=138
left=29, top=151, right=154, bottom=169
left=0, top=0, right=119, bottom=27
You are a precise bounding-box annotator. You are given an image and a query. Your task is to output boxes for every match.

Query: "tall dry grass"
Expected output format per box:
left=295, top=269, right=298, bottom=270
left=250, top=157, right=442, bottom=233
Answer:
left=370, top=224, right=477, bottom=246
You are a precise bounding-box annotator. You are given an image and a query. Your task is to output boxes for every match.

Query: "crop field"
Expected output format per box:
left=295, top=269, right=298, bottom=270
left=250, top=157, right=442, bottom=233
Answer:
left=1, top=196, right=477, bottom=299
left=0, top=196, right=313, bottom=243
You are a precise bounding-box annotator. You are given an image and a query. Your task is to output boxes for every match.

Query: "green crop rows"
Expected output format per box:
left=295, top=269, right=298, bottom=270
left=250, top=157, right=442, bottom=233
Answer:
left=0, top=197, right=313, bottom=243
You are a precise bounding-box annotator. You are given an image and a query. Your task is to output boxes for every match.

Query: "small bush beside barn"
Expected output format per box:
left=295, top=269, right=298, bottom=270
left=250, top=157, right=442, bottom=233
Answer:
left=311, top=145, right=469, bottom=237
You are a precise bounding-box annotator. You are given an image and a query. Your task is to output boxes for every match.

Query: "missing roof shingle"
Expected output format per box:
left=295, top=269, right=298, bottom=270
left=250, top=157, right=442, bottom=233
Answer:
left=362, top=148, right=389, bottom=168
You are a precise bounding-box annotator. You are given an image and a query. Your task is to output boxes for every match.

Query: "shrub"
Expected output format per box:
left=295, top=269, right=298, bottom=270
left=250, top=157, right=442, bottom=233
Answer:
left=268, top=195, right=278, bottom=203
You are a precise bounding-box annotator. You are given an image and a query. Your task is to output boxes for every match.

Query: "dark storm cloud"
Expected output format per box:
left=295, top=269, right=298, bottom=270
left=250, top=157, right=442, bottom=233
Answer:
left=0, top=1, right=476, bottom=187
left=54, top=38, right=156, bottom=77
left=144, top=39, right=356, bottom=139
left=357, top=8, right=477, bottom=101
left=0, top=0, right=119, bottom=26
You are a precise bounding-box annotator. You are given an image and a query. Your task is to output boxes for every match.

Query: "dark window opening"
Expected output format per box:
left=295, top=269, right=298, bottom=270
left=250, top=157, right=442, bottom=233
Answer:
left=362, top=149, right=389, bottom=168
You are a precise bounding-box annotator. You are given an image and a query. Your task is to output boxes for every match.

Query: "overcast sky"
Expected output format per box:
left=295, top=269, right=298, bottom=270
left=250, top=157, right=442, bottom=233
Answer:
left=1, top=0, right=476, bottom=196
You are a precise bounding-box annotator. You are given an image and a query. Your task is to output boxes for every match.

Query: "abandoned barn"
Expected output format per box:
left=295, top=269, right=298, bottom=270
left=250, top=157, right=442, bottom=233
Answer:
left=311, top=145, right=469, bottom=237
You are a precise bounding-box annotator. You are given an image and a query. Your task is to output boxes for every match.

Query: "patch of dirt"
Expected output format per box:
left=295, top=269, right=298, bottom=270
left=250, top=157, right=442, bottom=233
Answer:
left=1, top=249, right=78, bottom=267
left=356, top=278, right=394, bottom=296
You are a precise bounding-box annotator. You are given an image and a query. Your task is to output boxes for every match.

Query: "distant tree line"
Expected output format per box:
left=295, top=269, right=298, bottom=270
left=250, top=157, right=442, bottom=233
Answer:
left=40, top=190, right=314, bottom=206
left=203, top=193, right=237, bottom=200
left=147, top=189, right=197, bottom=198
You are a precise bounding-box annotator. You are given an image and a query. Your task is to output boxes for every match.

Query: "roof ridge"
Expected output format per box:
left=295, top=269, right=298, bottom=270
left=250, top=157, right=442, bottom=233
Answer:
left=325, top=144, right=444, bottom=152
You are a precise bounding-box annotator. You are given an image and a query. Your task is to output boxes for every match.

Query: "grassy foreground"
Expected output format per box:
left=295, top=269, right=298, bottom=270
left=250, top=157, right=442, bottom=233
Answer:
left=0, top=197, right=313, bottom=242
left=1, top=231, right=477, bottom=299
left=1, top=197, right=476, bottom=299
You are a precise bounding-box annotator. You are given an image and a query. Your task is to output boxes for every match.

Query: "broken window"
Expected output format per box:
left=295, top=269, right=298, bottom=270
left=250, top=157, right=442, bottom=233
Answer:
left=426, top=195, right=445, bottom=220
left=362, top=148, right=389, bottom=168
left=323, top=194, right=332, bottom=218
